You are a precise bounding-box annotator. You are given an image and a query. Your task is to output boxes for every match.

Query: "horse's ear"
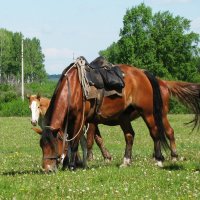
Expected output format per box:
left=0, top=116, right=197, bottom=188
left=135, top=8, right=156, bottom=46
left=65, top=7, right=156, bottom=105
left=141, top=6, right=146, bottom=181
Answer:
left=26, top=94, right=30, bottom=99
left=37, top=93, right=41, bottom=100
left=32, top=127, right=42, bottom=135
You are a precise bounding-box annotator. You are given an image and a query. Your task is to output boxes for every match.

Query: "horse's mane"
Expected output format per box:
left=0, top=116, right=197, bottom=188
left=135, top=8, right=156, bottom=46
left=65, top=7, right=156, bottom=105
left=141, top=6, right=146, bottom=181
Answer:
left=44, top=62, right=74, bottom=125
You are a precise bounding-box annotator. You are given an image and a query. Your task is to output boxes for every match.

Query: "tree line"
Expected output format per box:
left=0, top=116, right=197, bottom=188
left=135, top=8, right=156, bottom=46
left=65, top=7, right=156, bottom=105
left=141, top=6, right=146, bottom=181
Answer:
left=100, top=3, right=200, bottom=82
left=0, top=28, right=47, bottom=84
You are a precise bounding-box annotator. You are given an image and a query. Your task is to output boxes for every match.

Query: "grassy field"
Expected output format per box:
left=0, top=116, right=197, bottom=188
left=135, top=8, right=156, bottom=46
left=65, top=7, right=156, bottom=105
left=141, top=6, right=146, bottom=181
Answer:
left=0, top=115, right=199, bottom=199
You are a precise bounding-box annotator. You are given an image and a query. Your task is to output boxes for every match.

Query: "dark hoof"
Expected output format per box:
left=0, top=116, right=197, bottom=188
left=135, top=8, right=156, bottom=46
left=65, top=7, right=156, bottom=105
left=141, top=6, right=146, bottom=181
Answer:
left=68, top=165, right=76, bottom=171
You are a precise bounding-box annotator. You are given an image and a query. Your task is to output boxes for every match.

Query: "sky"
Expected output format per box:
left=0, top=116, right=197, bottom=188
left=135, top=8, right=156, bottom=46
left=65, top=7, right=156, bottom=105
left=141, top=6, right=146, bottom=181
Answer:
left=1, top=0, right=200, bottom=74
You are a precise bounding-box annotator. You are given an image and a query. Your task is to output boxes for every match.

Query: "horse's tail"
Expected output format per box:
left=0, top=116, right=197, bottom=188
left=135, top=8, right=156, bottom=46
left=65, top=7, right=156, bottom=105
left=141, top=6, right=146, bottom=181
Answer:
left=164, top=80, right=200, bottom=130
left=144, top=71, right=170, bottom=150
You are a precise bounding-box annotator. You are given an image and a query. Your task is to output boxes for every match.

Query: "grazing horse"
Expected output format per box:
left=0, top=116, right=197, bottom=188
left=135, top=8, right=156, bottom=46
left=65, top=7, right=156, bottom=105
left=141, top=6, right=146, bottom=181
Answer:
left=27, top=94, right=90, bottom=168
left=27, top=94, right=68, bottom=164
left=39, top=57, right=174, bottom=172
left=39, top=58, right=200, bottom=173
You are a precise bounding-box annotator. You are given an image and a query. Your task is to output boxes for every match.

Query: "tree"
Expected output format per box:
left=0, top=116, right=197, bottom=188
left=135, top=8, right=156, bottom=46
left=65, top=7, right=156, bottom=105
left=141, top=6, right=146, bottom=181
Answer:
left=99, top=3, right=200, bottom=81
left=0, top=28, right=47, bottom=83
left=24, top=37, right=46, bottom=82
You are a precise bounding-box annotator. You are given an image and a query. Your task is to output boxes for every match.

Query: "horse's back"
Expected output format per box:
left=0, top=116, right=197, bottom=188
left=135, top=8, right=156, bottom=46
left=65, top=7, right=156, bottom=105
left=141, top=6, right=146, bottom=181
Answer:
left=118, top=64, right=154, bottom=109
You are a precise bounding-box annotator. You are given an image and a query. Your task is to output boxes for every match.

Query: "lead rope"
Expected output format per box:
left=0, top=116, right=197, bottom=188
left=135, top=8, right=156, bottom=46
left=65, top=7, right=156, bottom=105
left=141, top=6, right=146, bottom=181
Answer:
left=62, top=75, right=70, bottom=157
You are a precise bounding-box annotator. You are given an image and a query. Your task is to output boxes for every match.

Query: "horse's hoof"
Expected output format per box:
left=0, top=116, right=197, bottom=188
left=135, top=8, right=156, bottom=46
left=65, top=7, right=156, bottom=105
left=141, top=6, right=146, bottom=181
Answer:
left=120, top=163, right=128, bottom=168
left=155, top=161, right=163, bottom=168
left=171, top=157, right=178, bottom=162
left=120, top=158, right=131, bottom=168
left=179, top=156, right=186, bottom=161
left=87, top=154, right=94, bottom=161
left=104, top=158, right=112, bottom=163
left=68, top=165, right=76, bottom=171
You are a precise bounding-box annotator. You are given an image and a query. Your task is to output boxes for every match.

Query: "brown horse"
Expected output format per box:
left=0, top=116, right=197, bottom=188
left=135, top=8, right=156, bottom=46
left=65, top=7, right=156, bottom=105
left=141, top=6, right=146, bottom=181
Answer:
left=39, top=57, right=200, bottom=172
left=38, top=58, right=163, bottom=171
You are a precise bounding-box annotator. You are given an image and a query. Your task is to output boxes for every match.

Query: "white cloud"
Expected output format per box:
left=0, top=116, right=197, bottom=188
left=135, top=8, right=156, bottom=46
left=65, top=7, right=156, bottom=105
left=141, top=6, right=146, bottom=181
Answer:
left=43, top=48, right=74, bottom=59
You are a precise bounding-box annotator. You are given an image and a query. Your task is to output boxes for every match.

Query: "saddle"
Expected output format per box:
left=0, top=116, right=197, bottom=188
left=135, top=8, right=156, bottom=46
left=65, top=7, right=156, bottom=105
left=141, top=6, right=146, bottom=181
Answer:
left=86, top=56, right=125, bottom=90
left=75, top=56, right=125, bottom=115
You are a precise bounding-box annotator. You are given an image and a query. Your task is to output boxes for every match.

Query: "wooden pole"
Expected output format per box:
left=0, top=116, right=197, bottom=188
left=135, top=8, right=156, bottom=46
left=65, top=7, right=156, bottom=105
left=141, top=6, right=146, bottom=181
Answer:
left=21, top=38, right=24, bottom=101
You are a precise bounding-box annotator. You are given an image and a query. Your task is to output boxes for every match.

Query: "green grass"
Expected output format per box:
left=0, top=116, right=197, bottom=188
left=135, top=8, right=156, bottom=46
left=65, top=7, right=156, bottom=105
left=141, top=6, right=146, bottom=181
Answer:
left=0, top=115, right=200, bottom=199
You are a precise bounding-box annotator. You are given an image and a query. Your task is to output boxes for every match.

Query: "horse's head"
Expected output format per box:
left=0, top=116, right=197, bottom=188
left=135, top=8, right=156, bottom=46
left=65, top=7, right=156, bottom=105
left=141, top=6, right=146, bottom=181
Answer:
left=27, top=94, right=41, bottom=126
left=38, top=127, right=66, bottom=173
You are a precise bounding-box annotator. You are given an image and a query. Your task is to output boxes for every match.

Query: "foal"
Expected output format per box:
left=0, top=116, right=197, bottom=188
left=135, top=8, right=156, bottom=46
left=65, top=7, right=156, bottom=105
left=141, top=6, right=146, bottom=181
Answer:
left=27, top=94, right=50, bottom=128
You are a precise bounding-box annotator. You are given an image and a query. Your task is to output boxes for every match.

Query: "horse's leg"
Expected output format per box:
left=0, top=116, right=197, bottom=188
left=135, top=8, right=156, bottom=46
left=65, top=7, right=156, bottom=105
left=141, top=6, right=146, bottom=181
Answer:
left=143, top=114, right=165, bottom=167
left=68, top=118, right=87, bottom=170
left=119, top=119, right=135, bottom=167
left=163, top=116, right=178, bottom=161
left=87, top=123, right=112, bottom=161
left=86, top=123, right=95, bottom=161
left=94, top=125, right=112, bottom=161
left=80, top=133, right=87, bottom=167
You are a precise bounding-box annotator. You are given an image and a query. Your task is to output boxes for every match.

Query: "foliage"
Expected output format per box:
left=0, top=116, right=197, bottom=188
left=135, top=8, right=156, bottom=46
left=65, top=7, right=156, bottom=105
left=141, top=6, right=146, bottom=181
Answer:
left=0, top=81, right=57, bottom=116
left=100, top=3, right=200, bottom=82
left=25, top=80, right=57, bottom=98
left=0, top=116, right=199, bottom=199
left=0, top=98, right=30, bottom=117
left=0, top=28, right=47, bottom=84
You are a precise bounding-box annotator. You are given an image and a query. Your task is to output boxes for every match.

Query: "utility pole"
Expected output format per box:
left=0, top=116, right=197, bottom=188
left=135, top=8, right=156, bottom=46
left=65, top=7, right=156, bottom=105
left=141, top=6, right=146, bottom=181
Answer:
left=21, top=37, right=24, bottom=101
left=0, top=37, right=2, bottom=83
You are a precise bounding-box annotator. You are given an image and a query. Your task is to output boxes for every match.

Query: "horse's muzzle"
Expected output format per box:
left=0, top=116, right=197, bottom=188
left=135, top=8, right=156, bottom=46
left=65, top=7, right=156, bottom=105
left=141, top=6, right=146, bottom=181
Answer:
left=31, top=120, right=37, bottom=126
left=43, top=164, right=58, bottom=173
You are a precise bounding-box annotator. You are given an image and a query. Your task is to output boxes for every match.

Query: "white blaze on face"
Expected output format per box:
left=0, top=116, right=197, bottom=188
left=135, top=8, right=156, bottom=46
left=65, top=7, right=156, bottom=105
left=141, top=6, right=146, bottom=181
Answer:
left=30, top=100, right=40, bottom=125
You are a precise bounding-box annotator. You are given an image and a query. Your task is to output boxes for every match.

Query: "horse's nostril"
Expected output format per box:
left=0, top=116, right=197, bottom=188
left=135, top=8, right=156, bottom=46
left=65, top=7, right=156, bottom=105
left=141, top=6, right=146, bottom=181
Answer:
left=31, top=121, right=37, bottom=126
left=45, top=165, right=57, bottom=173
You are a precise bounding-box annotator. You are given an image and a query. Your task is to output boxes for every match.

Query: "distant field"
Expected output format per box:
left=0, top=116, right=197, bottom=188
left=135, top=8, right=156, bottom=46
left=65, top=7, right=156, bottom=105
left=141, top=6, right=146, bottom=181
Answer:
left=0, top=115, right=199, bottom=199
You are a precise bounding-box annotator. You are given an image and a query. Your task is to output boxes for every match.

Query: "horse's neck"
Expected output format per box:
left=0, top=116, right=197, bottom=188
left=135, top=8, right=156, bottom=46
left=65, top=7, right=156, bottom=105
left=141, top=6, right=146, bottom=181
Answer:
left=46, top=69, right=78, bottom=129
left=39, top=98, right=49, bottom=129
left=39, top=98, right=50, bottom=127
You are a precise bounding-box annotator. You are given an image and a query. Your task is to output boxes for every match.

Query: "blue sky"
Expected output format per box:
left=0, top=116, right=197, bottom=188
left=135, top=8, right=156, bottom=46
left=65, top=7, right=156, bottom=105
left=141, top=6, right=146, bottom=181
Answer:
left=1, top=0, right=200, bottom=74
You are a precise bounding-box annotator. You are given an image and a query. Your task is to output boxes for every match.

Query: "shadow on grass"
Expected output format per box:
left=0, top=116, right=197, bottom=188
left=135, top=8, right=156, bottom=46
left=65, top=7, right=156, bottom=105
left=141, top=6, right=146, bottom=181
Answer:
left=2, top=169, right=44, bottom=176
left=163, top=164, right=185, bottom=171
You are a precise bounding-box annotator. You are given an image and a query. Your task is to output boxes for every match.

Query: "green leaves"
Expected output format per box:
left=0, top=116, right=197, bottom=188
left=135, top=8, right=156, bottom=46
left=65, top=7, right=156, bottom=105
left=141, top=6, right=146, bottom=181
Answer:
left=100, top=3, right=200, bottom=82
left=0, top=28, right=47, bottom=83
